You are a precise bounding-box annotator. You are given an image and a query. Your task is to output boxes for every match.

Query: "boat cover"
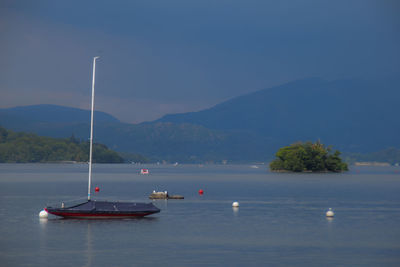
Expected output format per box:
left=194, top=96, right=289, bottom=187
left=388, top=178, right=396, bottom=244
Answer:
left=68, top=200, right=158, bottom=211
left=46, top=200, right=160, bottom=217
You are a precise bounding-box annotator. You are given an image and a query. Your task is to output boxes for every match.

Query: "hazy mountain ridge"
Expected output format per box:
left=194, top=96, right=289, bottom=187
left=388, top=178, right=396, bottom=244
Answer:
left=0, top=104, right=119, bottom=129
left=0, top=114, right=274, bottom=162
left=158, top=78, right=400, bottom=152
left=1, top=78, right=399, bottom=162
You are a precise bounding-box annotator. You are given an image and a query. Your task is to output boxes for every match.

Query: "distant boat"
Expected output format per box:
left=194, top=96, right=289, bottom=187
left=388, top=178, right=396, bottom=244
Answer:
left=149, top=190, right=184, bottom=200
left=44, top=57, right=160, bottom=219
left=140, top=168, right=149, bottom=175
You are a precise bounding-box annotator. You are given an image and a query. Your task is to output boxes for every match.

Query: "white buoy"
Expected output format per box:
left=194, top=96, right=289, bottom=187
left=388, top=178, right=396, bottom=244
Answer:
left=232, top=201, right=240, bottom=207
left=326, top=208, right=334, bottom=217
left=39, top=209, right=48, bottom=218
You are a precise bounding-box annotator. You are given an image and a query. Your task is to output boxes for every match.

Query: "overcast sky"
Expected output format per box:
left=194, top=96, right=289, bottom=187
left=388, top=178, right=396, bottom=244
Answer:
left=1, top=0, right=399, bottom=123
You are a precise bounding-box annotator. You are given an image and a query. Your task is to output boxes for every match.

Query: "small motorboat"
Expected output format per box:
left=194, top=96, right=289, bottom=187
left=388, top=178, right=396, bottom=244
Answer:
left=140, top=168, right=149, bottom=175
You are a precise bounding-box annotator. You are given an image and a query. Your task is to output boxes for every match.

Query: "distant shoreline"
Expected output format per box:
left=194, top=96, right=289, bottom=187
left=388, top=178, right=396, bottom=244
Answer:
left=354, top=162, right=391, bottom=166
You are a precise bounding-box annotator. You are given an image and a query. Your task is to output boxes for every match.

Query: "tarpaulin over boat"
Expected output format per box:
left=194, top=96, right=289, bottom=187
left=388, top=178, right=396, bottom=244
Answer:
left=66, top=200, right=158, bottom=211
left=45, top=200, right=160, bottom=218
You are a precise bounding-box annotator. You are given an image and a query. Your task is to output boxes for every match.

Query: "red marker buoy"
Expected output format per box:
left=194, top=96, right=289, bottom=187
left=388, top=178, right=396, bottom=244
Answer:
left=198, top=189, right=204, bottom=195
left=95, top=187, right=100, bottom=192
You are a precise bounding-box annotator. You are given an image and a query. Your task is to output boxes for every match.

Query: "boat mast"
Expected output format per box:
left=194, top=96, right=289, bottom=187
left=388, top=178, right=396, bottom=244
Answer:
left=88, top=56, right=100, bottom=201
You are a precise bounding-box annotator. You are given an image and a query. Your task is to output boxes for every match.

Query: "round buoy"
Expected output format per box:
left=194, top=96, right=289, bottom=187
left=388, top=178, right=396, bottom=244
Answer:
left=95, top=187, right=100, bottom=192
left=326, top=208, right=334, bottom=217
left=232, top=201, right=239, bottom=207
left=198, top=189, right=204, bottom=195
left=39, top=209, right=48, bottom=218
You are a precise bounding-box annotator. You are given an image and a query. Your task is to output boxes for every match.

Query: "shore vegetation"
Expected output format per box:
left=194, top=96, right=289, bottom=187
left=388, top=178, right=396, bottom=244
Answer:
left=0, top=126, right=124, bottom=163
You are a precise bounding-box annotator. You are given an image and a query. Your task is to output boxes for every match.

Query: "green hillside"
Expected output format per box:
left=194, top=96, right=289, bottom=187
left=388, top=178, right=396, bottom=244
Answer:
left=0, top=126, right=124, bottom=163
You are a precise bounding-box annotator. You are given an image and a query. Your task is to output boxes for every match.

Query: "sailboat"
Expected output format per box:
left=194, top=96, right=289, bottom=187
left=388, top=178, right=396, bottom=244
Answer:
left=44, top=57, right=160, bottom=218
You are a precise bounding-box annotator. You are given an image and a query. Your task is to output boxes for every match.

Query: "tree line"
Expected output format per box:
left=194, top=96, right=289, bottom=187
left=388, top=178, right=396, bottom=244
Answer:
left=343, top=147, right=400, bottom=165
left=0, top=126, right=124, bottom=163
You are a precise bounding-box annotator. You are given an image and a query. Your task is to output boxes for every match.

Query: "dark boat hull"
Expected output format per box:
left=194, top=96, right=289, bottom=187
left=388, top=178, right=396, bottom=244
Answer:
left=45, top=210, right=158, bottom=219
left=45, top=200, right=160, bottom=219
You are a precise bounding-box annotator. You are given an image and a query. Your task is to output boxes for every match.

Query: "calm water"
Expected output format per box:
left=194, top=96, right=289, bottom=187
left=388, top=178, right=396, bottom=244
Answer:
left=1, top=163, right=400, bottom=267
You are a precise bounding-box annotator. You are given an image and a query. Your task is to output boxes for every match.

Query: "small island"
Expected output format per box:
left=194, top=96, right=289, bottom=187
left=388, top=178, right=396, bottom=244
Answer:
left=270, top=141, right=348, bottom=172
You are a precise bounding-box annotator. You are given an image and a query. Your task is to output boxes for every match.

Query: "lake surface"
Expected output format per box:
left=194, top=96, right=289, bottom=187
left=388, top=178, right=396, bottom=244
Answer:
left=1, top=163, right=400, bottom=267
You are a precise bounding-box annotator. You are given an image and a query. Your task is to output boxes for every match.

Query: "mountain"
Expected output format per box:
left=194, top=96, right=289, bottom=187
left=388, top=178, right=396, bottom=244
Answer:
left=0, top=104, right=119, bottom=130
left=1, top=78, right=399, bottom=162
left=0, top=104, right=120, bottom=139
left=0, top=105, right=267, bottom=162
left=157, top=78, right=400, bottom=152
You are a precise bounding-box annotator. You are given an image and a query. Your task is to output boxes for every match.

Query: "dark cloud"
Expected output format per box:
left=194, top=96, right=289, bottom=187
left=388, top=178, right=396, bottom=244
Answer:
left=1, top=0, right=399, bottom=122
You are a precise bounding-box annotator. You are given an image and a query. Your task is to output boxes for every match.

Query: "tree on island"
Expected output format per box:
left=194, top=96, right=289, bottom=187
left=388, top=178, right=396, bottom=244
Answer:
left=270, top=141, right=348, bottom=172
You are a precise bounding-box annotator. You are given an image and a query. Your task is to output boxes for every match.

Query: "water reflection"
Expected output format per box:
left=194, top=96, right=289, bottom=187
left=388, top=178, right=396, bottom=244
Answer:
left=232, top=207, right=239, bottom=216
left=39, top=217, right=159, bottom=267
left=326, top=217, right=334, bottom=222
left=83, top=223, right=92, bottom=267
left=38, top=218, right=48, bottom=267
left=39, top=218, right=48, bottom=227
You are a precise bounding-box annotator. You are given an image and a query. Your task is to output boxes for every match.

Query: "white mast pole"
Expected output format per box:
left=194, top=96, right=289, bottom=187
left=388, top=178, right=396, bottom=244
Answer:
left=88, top=56, right=100, bottom=201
